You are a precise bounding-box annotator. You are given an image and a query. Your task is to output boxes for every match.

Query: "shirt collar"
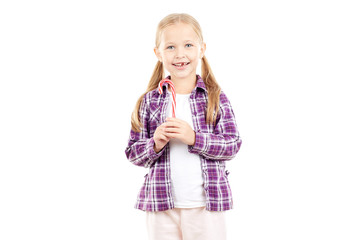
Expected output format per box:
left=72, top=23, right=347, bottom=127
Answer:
left=163, top=74, right=207, bottom=93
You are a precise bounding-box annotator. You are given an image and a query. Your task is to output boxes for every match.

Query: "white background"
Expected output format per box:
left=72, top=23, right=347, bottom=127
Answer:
left=1, top=0, right=359, bottom=239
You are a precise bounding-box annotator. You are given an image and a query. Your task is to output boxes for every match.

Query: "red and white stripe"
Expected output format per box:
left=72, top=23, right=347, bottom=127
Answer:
left=158, top=79, right=176, bottom=118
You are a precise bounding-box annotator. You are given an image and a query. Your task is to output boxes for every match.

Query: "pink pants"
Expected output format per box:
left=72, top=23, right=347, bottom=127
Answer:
left=146, top=206, right=227, bottom=240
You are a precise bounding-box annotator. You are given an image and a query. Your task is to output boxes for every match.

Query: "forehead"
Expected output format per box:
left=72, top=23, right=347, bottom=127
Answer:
left=160, top=22, right=199, bottom=44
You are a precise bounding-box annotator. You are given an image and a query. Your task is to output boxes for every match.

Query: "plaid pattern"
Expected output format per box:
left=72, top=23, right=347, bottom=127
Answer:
left=125, top=74, right=242, bottom=211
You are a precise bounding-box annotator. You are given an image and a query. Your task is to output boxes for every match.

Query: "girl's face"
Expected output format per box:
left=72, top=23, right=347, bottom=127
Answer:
left=154, top=22, right=206, bottom=81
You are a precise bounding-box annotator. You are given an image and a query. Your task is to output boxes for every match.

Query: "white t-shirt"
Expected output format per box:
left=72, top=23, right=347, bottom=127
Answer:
left=166, top=89, right=206, bottom=208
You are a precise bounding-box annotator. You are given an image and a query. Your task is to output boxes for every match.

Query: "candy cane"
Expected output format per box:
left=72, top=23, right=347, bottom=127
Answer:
left=158, top=79, right=176, bottom=118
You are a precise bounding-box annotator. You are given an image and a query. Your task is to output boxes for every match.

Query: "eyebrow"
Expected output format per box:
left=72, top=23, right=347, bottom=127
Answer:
left=164, top=40, right=194, bottom=45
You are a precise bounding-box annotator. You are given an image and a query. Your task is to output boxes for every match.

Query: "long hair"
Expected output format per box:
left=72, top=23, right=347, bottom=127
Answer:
left=130, top=13, right=221, bottom=132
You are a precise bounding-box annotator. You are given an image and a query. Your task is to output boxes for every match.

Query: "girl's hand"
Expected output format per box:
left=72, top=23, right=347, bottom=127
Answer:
left=164, top=117, right=196, bottom=146
left=153, top=122, right=170, bottom=153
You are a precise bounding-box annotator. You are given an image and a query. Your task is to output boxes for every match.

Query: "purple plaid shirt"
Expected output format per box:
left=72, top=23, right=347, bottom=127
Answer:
left=125, top=74, right=242, bottom=212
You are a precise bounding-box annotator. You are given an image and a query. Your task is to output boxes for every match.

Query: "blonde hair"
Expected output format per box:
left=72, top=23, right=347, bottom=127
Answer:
left=131, top=13, right=221, bottom=132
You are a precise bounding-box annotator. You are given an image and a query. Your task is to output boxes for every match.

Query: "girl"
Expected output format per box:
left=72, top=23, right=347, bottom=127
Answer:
left=125, top=13, right=242, bottom=240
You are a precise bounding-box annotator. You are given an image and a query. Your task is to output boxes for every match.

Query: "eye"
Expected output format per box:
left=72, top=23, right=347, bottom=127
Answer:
left=185, top=44, right=193, bottom=47
left=166, top=46, right=174, bottom=50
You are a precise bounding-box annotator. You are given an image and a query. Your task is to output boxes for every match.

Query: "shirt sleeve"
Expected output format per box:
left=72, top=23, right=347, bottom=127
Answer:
left=188, top=91, right=242, bottom=161
left=124, top=93, right=165, bottom=168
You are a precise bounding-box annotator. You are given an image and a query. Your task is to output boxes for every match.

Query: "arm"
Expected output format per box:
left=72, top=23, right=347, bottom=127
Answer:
left=188, top=91, right=242, bottom=161
left=124, top=94, right=165, bottom=168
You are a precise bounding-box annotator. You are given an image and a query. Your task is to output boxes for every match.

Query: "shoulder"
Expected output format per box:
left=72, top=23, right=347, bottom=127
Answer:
left=199, top=88, right=233, bottom=109
left=139, top=88, right=162, bottom=112
left=216, top=90, right=238, bottom=122
left=219, top=90, right=233, bottom=108
left=142, top=88, right=161, bottom=103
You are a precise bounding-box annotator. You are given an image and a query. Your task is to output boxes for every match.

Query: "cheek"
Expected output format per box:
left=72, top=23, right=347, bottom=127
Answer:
left=190, top=51, right=201, bottom=61
left=191, top=57, right=199, bottom=64
left=163, top=54, right=174, bottom=63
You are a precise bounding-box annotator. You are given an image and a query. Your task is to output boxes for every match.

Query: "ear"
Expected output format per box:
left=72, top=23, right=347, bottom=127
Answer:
left=154, top=47, right=162, bottom=62
left=200, top=42, right=206, bottom=58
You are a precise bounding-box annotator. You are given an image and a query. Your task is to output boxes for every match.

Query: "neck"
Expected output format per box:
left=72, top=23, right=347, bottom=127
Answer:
left=170, top=74, right=197, bottom=94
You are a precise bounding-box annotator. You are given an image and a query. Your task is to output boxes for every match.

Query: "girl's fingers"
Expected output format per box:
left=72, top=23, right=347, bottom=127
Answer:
left=166, top=117, right=183, bottom=123
left=165, top=132, right=181, bottom=139
left=165, top=127, right=179, bottom=133
left=160, top=130, right=171, bottom=140
left=162, top=129, right=176, bottom=139
left=165, top=121, right=181, bottom=128
left=160, top=133, right=169, bottom=140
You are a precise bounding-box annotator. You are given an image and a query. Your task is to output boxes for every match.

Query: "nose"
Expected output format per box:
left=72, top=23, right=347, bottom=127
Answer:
left=175, top=46, right=185, bottom=59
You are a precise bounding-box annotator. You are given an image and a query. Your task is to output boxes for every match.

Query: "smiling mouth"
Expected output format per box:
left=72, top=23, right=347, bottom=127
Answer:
left=172, top=62, right=190, bottom=67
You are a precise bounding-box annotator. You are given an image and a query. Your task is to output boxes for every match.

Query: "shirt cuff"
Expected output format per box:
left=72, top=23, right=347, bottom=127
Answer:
left=188, top=131, right=207, bottom=154
left=146, top=137, right=166, bottom=161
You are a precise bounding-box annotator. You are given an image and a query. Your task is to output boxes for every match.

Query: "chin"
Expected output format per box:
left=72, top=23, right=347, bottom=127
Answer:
left=174, top=70, right=196, bottom=77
